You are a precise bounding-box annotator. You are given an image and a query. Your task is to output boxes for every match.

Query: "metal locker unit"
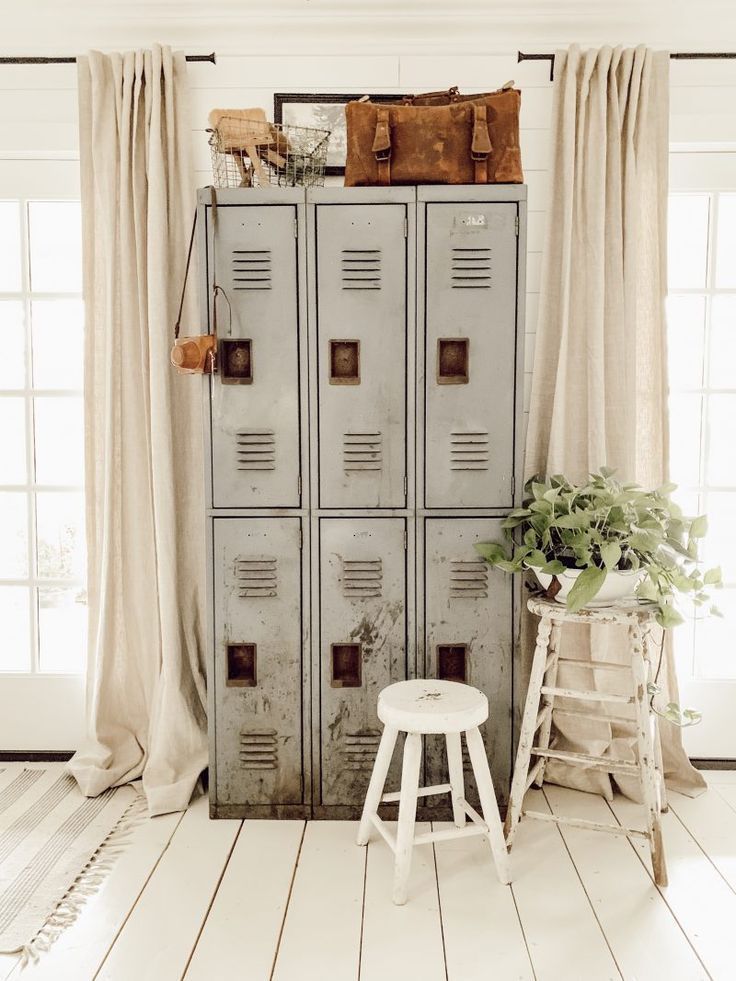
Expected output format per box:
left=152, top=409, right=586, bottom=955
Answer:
left=308, top=189, right=414, bottom=510
left=204, top=189, right=306, bottom=510
left=420, top=517, right=514, bottom=809
left=418, top=187, right=526, bottom=510
left=211, top=517, right=307, bottom=817
left=316, top=517, right=408, bottom=815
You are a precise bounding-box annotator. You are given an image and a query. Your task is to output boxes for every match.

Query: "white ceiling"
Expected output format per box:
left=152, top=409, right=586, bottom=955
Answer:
left=2, top=0, right=736, bottom=55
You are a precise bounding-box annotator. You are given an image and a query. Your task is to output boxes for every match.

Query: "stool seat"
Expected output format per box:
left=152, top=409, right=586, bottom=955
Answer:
left=378, top=679, right=488, bottom=734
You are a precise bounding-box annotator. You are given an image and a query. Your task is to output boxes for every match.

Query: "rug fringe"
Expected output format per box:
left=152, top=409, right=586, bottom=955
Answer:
left=19, top=793, right=148, bottom=967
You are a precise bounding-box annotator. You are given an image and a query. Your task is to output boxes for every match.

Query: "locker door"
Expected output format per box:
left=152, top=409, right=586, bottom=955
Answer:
left=320, top=518, right=407, bottom=806
left=316, top=204, right=407, bottom=508
left=424, top=202, right=517, bottom=508
left=424, top=518, right=512, bottom=805
left=213, top=517, right=303, bottom=806
left=210, top=205, right=301, bottom=508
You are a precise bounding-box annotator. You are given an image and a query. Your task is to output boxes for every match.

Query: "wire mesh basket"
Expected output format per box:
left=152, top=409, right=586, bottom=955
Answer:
left=209, top=116, right=330, bottom=189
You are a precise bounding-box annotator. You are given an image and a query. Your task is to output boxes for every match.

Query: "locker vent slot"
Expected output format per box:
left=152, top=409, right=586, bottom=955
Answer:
left=239, top=729, right=278, bottom=769
left=232, top=250, right=272, bottom=290
left=449, top=560, right=488, bottom=598
left=236, top=429, right=275, bottom=470
left=437, top=338, right=469, bottom=385
left=227, top=643, right=257, bottom=687
left=451, top=247, right=492, bottom=288
left=220, top=338, right=253, bottom=384
left=343, top=432, right=382, bottom=473
left=235, top=557, right=278, bottom=598
left=342, top=558, right=383, bottom=599
left=341, top=249, right=381, bottom=290
left=437, top=644, right=468, bottom=683
left=343, top=730, right=382, bottom=770
left=331, top=643, right=362, bottom=687
left=450, top=431, right=489, bottom=471
left=329, top=340, right=360, bottom=384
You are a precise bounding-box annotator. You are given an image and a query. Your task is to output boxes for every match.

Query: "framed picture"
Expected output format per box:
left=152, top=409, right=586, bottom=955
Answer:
left=274, top=93, right=403, bottom=176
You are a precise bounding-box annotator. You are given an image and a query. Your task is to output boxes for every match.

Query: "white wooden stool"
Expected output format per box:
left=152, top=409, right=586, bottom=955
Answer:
left=356, top=679, right=510, bottom=905
left=505, top=597, right=668, bottom=885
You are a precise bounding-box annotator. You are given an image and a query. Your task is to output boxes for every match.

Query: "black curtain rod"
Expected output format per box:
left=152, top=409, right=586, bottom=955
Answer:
left=0, top=52, right=216, bottom=65
left=518, top=49, right=736, bottom=81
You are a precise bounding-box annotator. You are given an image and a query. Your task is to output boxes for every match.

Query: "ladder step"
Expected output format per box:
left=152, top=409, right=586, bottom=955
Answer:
left=530, top=746, right=639, bottom=775
left=535, top=703, right=553, bottom=732
left=413, top=824, right=488, bottom=846
left=540, top=685, right=634, bottom=705
left=558, top=658, right=632, bottom=673
left=553, top=707, right=636, bottom=727
left=381, top=783, right=451, bottom=804
left=457, top=796, right=487, bottom=828
left=525, top=757, right=545, bottom=791
left=369, top=812, right=397, bottom=853
left=522, top=809, right=649, bottom=840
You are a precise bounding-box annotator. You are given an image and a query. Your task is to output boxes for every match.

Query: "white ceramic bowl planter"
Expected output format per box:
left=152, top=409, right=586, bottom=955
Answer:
left=535, top=568, right=644, bottom=607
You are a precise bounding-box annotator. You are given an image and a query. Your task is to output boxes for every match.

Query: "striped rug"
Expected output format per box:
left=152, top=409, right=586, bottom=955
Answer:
left=0, top=765, right=139, bottom=956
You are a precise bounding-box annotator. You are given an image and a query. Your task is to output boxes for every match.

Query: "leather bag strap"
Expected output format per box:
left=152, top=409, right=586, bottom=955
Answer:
left=174, top=186, right=218, bottom=340
left=372, top=107, right=392, bottom=186
left=471, top=104, right=493, bottom=184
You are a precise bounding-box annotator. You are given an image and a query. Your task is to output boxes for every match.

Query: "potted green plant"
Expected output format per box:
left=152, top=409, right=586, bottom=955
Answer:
left=474, top=468, right=722, bottom=629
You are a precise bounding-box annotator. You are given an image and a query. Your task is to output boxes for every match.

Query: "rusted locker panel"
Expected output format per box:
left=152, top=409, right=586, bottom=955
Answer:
left=315, top=204, right=407, bottom=508
left=423, top=517, right=513, bottom=805
left=209, top=204, right=302, bottom=508
left=213, top=517, right=303, bottom=807
left=424, top=202, right=518, bottom=508
left=319, top=517, right=407, bottom=806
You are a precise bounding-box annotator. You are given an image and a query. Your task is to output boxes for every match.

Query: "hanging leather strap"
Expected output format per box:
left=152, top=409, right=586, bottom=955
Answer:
left=174, top=186, right=218, bottom=340
left=471, top=104, right=493, bottom=184
left=372, top=107, right=392, bottom=186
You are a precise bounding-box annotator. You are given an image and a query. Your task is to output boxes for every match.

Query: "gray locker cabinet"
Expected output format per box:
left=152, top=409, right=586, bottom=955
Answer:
left=315, top=203, right=407, bottom=509
left=423, top=201, right=518, bottom=509
left=208, top=203, right=302, bottom=509
left=213, top=517, right=304, bottom=809
left=319, top=517, right=407, bottom=807
left=422, top=517, right=513, bottom=807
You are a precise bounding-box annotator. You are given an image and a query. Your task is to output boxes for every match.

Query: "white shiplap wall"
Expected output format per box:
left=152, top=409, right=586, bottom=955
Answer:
left=1, top=41, right=735, bottom=406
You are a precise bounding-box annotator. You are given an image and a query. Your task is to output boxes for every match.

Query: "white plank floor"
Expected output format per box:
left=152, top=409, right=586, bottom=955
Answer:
left=3, top=768, right=736, bottom=980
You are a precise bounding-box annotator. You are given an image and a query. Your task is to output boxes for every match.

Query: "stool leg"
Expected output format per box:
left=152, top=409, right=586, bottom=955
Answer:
left=466, top=726, right=511, bottom=885
left=533, top=621, right=561, bottom=787
left=631, top=623, right=668, bottom=887
left=644, top=622, right=669, bottom=814
left=446, top=732, right=466, bottom=828
left=392, top=731, right=422, bottom=906
left=357, top=725, right=399, bottom=846
left=505, top=614, right=553, bottom=847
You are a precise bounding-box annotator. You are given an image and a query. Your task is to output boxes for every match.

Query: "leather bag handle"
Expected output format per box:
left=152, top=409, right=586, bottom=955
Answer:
left=174, top=186, right=218, bottom=341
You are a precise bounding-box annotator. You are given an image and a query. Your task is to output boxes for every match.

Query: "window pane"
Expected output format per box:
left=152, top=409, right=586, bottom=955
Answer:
left=710, top=296, right=736, bottom=391
left=28, top=201, right=82, bottom=293
left=0, top=301, right=26, bottom=390
left=693, top=588, right=736, bottom=680
left=31, top=299, right=84, bottom=390
left=668, top=394, right=702, bottom=489
left=0, top=202, right=22, bottom=292
left=702, top=492, right=736, bottom=582
left=706, top=394, right=736, bottom=486
left=666, top=295, right=706, bottom=391
left=0, top=397, right=27, bottom=484
left=38, top=585, right=87, bottom=673
left=33, top=396, right=84, bottom=486
left=0, top=586, right=31, bottom=671
left=0, top=492, right=28, bottom=578
left=36, top=491, right=86, bottom=580
left=668, top=194, right=710, bottom=289
left=715, top=193, right=736, bottom=288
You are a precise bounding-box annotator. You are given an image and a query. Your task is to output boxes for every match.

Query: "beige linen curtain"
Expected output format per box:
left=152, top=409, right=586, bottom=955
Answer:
left=525, top=44, right=705, bottom=798
left=69, top=46, right=208, bottom=816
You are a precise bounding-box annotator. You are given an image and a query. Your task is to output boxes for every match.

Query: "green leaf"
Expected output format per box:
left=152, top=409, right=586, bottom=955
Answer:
left=524, top=550, right=549, bottom=569
left=473, top=542, right=507, bottom=565
left=656, top=481, right=678, bottom=496
left=704, top=566, right=722, bottom=585
left=540, top=559, right=566, bottom=575
left=600, top=542, right=622, bottom=571
left=599, top=465, right=617, bottom=478
left=565, top=566, right=607, bottom=613
left=690, top=515, right=708, bottom=538
left=523, top=528, right=538, bottom=547
left=656, top=605, right=684, bottom=629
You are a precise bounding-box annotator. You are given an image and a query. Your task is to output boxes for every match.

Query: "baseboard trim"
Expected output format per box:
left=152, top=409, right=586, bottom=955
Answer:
left=692, top=758, right=736, bottom=769
left=0, top=751, right=74, bottom=762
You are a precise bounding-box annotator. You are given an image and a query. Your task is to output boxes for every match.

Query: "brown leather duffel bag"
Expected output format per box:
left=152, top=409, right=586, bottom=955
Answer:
left=344, top=86, right=523, bottom=186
